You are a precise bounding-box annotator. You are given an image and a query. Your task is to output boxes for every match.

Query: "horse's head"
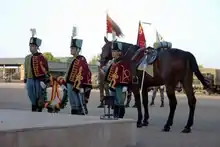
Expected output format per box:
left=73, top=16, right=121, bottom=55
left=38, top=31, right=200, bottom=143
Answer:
left=100, top=37, right=113, bottom=67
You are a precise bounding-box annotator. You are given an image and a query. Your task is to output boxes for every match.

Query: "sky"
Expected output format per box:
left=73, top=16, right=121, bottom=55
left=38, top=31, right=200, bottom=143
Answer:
left=0, top=0, right=219, bottom=68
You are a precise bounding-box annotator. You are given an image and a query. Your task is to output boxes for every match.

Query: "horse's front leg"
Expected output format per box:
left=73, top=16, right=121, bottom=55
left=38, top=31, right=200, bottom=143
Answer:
left=142, top=88, right=149, bottom=126
left=133, top=87, right=143, bottom=128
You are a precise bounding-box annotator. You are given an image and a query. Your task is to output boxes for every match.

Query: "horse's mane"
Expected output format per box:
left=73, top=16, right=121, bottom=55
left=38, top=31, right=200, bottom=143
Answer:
left=116, top=41, right=133, bottom=55
left=116, top=41, right=140, bottom=54
left=118, top=42, right=141, bottom=61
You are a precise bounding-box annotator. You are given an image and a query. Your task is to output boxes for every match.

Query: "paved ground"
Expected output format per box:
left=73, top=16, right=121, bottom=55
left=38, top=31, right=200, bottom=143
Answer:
left=0, top=83, right=220, bottom=147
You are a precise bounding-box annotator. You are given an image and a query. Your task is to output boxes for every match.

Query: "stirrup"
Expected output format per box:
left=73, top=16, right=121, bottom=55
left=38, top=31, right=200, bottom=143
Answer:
left=132, top=76, right=139, bottom=84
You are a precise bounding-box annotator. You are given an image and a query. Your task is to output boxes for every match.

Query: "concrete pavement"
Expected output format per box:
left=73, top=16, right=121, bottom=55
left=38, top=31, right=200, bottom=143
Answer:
left=0, top=83, right=220, bottom=147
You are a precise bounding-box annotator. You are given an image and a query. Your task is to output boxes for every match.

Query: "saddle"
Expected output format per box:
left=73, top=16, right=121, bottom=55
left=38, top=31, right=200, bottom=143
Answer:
left=131, top=47, right=158, bottom=67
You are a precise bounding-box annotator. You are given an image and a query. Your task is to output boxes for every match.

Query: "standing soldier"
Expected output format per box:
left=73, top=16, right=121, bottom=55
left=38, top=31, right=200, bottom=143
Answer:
left=24, top=28, right=50, bottom=112
left=62, top=36, right=92, bottom=115
left=125, top=90, right=134, bottom=108
left=97, top=60, right=110, bottom=108
left=105, top=41, right=131, bottom=118
left=150, top=86, right=165, bottom=107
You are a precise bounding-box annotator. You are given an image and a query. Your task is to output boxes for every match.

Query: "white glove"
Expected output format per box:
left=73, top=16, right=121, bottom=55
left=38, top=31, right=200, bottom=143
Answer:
left=122, top=86, right=128, bottom=92
left=96, top=61, right=100, bottom=66
left=61, top=85, right=67, bottom=90
left=40, top=81, right=46, bottom=89
left=80, top=88, right=84, bottom=93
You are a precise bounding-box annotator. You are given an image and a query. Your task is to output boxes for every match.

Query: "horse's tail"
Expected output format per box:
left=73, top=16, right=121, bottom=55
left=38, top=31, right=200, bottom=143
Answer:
left=187, top=52, right=210, bottom=89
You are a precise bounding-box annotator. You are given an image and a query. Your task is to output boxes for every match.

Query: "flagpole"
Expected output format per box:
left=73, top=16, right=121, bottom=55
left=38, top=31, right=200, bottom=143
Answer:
left=139, top=21, right=151, bottom=103
left=141, top=21, right=152, bottom=25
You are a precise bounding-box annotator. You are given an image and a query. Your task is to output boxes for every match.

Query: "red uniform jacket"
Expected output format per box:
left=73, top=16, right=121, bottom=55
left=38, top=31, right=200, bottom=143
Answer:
left=66, top=55, right=92, bottom=91
left=31, top=52, right=49, bottom=81
left=105, top=59, right=131, bottom=90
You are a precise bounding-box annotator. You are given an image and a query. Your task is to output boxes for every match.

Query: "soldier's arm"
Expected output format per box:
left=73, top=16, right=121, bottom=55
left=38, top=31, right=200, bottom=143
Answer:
left=64, top=57, right=72, bottom=80
left=24, top=55, right=28, bottom=83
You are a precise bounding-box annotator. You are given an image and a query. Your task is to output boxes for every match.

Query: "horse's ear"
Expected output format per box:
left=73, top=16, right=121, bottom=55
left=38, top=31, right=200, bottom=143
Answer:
left=104, top=36, right=109, bottom=43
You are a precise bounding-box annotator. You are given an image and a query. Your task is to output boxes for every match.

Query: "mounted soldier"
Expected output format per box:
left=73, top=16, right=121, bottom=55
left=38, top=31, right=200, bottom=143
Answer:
left=104, top=41, right=131, bottom=118
left=63, top=27, right=92, bottom=115
left=24, top=28, right=50, bottom=112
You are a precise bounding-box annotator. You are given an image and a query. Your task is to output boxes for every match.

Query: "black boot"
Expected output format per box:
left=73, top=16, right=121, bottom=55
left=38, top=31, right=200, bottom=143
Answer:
left=113, top=105, right=119, bottom=118
left=83, top=104, right=88, bottom=114
left=71, top=109, right=78, bottom=115
left=32, top=105, right=37, bottom=112
left=97, top=102, right=104, bottom=108
left=160, top=102, right=164, bottom=107
left=77, top=107, right=86, bottom=115
left=119, top=106, right=125, bottom=118
left=150, top=101, right=155, bottom=106
left=37, top=107, right=43, bottom=112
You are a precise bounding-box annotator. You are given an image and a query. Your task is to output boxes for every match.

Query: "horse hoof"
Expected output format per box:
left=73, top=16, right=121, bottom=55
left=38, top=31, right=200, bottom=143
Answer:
left=142, top=121, right=149, bottom=126
left=136, top=123, right=142, bottom=128
left=181, top=128, right=191, bottom=133
left=162, top=127, right=170, bottom=132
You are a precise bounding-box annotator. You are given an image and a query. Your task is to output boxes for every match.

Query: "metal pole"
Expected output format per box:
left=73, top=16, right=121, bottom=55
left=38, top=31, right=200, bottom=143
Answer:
left=141, top=21, right=152, bottom=25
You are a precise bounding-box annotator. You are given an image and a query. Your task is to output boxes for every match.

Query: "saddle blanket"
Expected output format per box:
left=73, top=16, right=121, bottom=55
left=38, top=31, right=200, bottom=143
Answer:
left=138, top=63, right=154, bottom=77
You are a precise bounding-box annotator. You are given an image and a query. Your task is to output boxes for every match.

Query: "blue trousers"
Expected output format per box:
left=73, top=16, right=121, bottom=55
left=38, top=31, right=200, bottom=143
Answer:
left=109, top=85, right=126, bottom=106
left=67, top=84, right=85, bottom=110
left=26, top=79, right=44, bottom=106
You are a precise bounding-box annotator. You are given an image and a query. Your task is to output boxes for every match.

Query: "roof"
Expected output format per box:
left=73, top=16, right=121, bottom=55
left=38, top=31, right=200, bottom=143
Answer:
left=0, top=57, right=98, bottom=73
left=0, top=58, right=25, bottom=65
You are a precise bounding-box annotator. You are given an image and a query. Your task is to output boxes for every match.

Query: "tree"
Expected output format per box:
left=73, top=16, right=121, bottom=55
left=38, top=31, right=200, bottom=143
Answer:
left=43, top=52, right=60, bottom=62
left=199, top=64, right=204, bottom=68
left=89, top=54, right=100, bottom=64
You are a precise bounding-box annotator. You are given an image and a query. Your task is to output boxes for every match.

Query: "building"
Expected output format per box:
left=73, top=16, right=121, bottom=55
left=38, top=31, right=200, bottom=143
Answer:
left=0, top=58, right=98, bottom=82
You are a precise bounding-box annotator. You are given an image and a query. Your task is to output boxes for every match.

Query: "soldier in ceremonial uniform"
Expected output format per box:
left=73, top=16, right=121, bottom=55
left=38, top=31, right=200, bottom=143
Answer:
left=150, top=86, right=165, bottom=107
left=64, top=38, right=92, bottom=115
left=125, top=90, right=133, bottom=107
left=24, top=28, right=50, bottom=112
left=105, top=41, right=131, bottom=118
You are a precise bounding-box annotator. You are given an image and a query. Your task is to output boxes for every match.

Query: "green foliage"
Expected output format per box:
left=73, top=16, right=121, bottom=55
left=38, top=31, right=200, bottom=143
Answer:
left=43, top=52, right=60, bottom=62
left=89, top=54, right=100, bottom=64
left=199, top=64, right=204, bottom=68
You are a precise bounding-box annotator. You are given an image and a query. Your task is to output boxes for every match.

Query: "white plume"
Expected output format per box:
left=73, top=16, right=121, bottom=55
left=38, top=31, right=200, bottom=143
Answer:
left=72, top=26, right=77, bottom=38
left=30, top=28, right=36, bottom=37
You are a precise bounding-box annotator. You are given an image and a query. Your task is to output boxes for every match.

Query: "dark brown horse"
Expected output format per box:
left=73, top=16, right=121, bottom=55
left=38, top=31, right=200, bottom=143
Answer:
left=100, top=37, right=210, bottom=133
left=100, top=37, right=156, bottom=128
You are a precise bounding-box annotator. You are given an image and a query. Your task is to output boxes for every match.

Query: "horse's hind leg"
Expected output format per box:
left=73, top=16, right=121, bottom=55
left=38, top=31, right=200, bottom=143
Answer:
left=181, top=74, right=196, bottom=133
left=142, top=88, right=149, bottom=126
left=163, top=85, right=177, bottom=132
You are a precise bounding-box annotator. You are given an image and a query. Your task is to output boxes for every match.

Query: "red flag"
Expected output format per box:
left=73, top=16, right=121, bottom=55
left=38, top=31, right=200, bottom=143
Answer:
left=106, top=14, right=123, bottom=37
left=137, top=21, right=146, bottom=48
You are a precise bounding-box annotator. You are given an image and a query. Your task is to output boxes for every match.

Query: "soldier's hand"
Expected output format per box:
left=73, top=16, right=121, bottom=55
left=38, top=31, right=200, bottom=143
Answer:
left=61, top=85, right=67, bottom=90
left=122, top=86, right=128, bottom=92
